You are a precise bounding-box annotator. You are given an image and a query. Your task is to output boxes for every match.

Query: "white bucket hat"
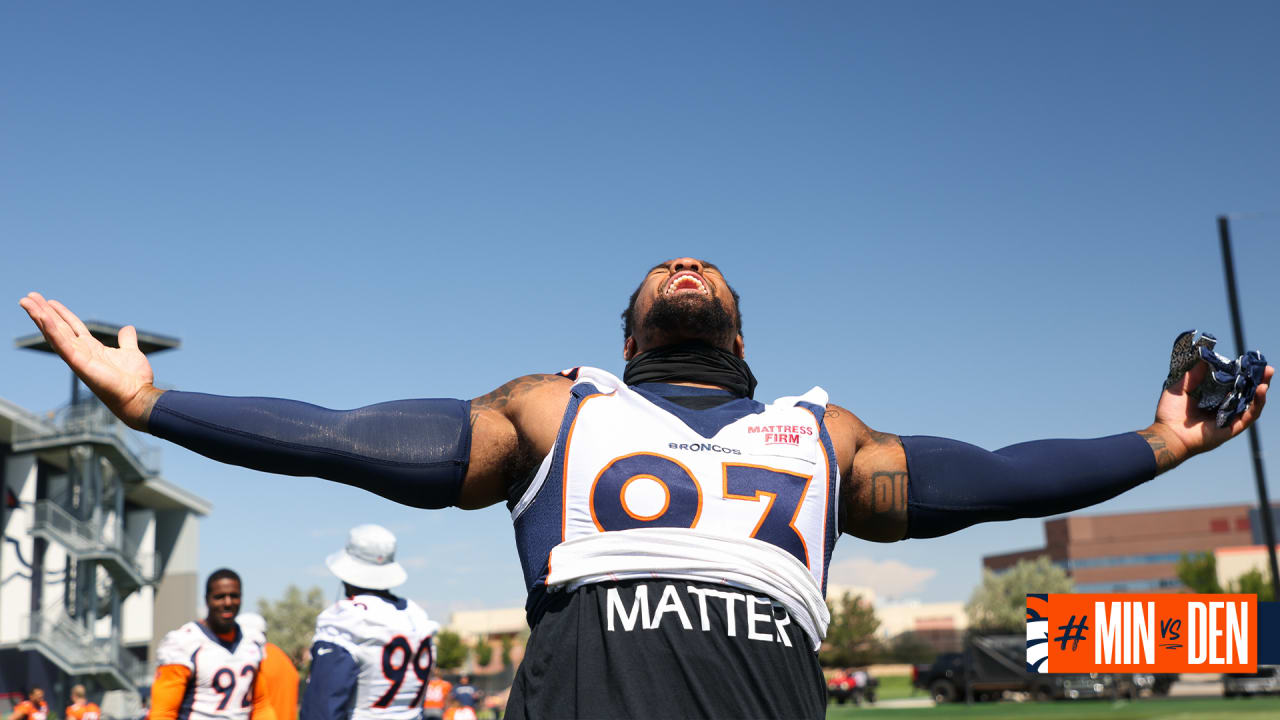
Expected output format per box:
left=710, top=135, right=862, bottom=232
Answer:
left=236, top=612, right=266, bottom=637
left=325, top=524, right=408, bottom=590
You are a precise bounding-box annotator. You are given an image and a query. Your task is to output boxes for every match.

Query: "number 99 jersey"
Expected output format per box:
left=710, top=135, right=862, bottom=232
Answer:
left=312, top=594, right=439, bottom=720
left=155, top=622, right=267, bottom=720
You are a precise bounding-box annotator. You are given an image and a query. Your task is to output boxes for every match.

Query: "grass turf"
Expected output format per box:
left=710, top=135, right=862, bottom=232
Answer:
left=825, top=696, right=1280, bottom=719
left=873, top=675, right=918, bottom=700
left=825, top=675, right=919, bottom=704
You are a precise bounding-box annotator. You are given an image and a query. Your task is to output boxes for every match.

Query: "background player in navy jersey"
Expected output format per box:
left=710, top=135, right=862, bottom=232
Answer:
left=19, top=258, right=1273, bottom=719
left=449, top=677, right=477, bottom=712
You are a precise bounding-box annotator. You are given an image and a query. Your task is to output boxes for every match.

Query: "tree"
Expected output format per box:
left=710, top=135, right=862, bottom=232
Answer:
left=886, top=631, right=936, bottom=664
left=473, top=635, right=493, bottom=667
left=500, top=634, right=515, bottom=668
left=258, top=585, right=326, bottom=667
left=435, top=630, right=467, bottom=671
left=819, top=592, right=881, bottom=667
left=1178, top=552, right=1274, bottom=600
left=1176, top=552, right=1223, bottom=594
left=1228, top=567, right=1276, bottom=601
left=967, top=557, right=1073, bottom=632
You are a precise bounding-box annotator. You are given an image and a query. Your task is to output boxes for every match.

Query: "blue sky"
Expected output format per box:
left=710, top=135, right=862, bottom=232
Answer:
left=3, top=2, right=1278, bottom=620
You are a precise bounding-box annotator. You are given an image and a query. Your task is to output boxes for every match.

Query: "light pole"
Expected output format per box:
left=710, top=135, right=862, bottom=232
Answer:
left=1217, top=214, right=1279, bottom=599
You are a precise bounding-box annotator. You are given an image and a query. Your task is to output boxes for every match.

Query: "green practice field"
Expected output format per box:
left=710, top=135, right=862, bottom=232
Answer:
left=873, top=675, right=917, bottom=700
left=826, top=696, right=1280, bottom=720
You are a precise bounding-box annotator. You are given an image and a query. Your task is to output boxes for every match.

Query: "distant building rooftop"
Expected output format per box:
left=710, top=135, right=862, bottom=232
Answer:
left=16, top=321, right=180, bottom=355
left=447, top=608, right=528, bottom=639
left=982, top=503, right=1276, bottom=594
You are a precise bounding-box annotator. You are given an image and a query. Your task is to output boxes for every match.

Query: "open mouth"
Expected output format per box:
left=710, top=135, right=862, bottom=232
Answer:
left=664, top=271, right=710, bottom=296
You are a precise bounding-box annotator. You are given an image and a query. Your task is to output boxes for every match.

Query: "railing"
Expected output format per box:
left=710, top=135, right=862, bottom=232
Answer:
left=11, top=400, right=159, bottom=474
left=31, top=501, right=155, bottom=586
left=33, top=500, right=98, bottom=552
left=23, top=613, right=145, bottom=688
left=25, top=611, right=109, bottom=665
left=55, top=402, right=160, bottom=471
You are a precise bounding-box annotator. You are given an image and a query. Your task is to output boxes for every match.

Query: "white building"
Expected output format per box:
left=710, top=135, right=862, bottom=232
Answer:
left=825, top=583, right=967, bottom=654
left=1, top=324, right=210, bottom=717
left=1214, top=544, right=1280, bottom=589
left=447, top=607, right=528, bottom=644
left=874, top=600, right=968, bottom=652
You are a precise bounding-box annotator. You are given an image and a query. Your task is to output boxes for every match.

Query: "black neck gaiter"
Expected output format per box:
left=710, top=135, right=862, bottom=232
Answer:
left=623, top=341, right=758, bottom=399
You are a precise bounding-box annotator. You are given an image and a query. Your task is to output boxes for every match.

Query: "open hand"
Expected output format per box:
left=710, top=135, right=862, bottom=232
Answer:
left=18, top=292, right=160, bottom=430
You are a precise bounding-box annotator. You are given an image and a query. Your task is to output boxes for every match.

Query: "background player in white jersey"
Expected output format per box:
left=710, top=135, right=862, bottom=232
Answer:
left=20, top=258, right=1273, bottom=718
left=237, top=613, right=300, bottom=720
left=301, top=525, right=439, bottom=720
left=150, top=569, right=276, bottom=720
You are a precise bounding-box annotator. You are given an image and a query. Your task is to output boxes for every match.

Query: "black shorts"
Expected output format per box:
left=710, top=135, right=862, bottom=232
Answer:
left=506, top=579, right=826, bottom=720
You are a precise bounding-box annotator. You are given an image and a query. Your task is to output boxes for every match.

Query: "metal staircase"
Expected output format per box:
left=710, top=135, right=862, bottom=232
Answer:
left=14, top=399, right=161, bottom=695
left=18, top=613, right=150, bottom=690
left=11, top=402, right=158, bottom=482
left=29, top=500, right=153, bottom=595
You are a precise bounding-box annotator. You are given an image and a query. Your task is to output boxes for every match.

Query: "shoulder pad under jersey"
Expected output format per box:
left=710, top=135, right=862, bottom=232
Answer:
left=313, top=599, right=367, bottom=651
left=156, top=622, right=204, bottom=668
left=403, top=598, right=441, bottom=636
left=239, top=624, right=267, bottom=648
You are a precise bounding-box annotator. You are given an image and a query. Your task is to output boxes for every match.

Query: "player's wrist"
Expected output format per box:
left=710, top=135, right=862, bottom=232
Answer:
left=1139, top=421, right=1190, bottom=473
left=131, top=385, right=165, bottom=432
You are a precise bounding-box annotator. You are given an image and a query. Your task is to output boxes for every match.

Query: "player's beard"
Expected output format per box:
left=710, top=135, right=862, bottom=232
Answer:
left=642, top=293, right=737, bottom=348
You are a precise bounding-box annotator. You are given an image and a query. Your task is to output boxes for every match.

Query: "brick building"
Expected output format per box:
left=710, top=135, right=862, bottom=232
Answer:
left=984, top=504, right=1275, bottom=592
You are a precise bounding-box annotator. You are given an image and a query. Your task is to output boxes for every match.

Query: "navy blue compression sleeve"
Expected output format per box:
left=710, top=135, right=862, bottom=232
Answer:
left=900, top=433, right=1157, bottom=539
left=147, top=391, right=470, bottom=509
left=300, top=642, right=357, bottom=720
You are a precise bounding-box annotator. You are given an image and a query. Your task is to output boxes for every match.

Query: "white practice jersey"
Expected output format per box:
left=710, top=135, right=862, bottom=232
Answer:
left=511, top=366, right=841, bottom=645
left=313, top=594, right=440, bottom=720
left=156, top=621, right=267, bottom=720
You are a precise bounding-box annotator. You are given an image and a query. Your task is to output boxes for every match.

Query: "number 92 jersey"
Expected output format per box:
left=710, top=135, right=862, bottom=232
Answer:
left=156, top=621, right=267, bottom=720
left=512, top=367, right=840, bottom=640
left=312, top=594, right=439, bottom=720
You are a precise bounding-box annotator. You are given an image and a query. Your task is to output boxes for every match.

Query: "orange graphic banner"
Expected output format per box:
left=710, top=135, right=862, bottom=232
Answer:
left=1028, top=593, right=1256, bottom=673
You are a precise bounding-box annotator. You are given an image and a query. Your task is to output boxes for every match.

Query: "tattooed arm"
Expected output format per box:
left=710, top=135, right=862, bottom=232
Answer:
left=823, top=402, right=1236, bottom=542
left=823, top=359, right=1274, bottom=541
left=1136, top=428, right=1179, bottom=474
left=463, top=374, right=573, bottom=508
left=823, top=404, right=909, bottom=542
left=828, top=398, right=1161, bottom=542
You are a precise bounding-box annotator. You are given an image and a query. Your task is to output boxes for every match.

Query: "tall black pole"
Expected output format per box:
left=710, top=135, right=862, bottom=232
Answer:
left=1217, top=214, right=1280, bottom=599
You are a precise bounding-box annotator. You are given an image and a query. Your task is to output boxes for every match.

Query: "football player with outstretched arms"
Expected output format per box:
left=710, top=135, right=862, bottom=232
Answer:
left=150, top=570, right=276, bottom=720
left=301, top=525, right=439, bottom=720
left=19, top=257, right=1273, bottom=719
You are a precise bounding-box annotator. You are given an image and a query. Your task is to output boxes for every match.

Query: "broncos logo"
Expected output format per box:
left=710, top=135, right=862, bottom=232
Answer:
left=1026, top=593, right=1049, bottom=673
